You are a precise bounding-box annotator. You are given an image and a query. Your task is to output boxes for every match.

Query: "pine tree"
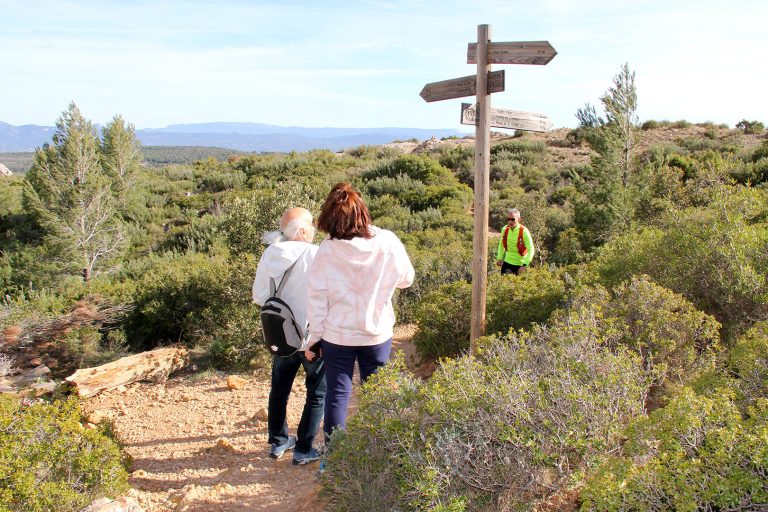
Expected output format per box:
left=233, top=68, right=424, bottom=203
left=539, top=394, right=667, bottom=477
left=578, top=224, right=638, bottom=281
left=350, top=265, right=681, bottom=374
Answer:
left=573, top=63, right=639, bottom=248
left=100, top=115, right=141, bottom=201
left=23, top=103, right=127, bottom=282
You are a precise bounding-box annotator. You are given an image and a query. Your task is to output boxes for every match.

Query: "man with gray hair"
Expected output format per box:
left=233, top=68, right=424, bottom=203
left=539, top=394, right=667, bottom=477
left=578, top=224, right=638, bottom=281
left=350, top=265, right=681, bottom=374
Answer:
left=253, top=207, right=325, bottom=465
left=495, top=208, right=535, bottom=275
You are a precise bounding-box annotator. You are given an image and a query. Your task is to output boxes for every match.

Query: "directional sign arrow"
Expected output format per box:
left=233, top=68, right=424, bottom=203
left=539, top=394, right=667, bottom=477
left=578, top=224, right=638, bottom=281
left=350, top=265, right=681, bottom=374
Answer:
left=467, top=41, right=557, bottom=65
left=461, top=103, right=553, bottom=132
left=419, top=70, right=505, bottom=103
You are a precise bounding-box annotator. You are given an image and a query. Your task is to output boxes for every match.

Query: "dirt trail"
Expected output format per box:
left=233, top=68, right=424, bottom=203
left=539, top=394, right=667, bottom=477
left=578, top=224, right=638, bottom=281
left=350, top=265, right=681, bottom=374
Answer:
left=85, top=324, right=421, bottom=512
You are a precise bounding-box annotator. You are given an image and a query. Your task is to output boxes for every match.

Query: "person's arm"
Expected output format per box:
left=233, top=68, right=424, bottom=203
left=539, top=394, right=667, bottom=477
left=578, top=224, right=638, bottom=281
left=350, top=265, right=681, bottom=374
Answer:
left=393, top=237, right=415, bottom=289
left=496, top=227, right=506, bottom=265
left=252, top=251, right=271, bottom=306
left=306, top=251, right=328, bottom=344
left=522, top=227, right=535, bottom=266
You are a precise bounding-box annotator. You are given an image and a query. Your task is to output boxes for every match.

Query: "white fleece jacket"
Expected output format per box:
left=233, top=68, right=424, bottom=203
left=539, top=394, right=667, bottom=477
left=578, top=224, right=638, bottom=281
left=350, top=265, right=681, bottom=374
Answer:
left=252, top=240, right=318, bottom=350
left=307, top=226, right=415, bottom=346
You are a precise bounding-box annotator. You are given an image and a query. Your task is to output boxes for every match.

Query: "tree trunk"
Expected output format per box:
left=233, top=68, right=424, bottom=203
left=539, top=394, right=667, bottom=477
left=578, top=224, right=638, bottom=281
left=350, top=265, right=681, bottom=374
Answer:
left=65, top=346, right=189, bottom=397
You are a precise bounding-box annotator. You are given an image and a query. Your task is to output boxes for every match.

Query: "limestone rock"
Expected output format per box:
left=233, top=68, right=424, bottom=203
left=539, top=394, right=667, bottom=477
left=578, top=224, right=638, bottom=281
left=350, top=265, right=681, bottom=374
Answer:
left=0, top=164, right=12, bottom=177
left=31, top=381, right=58, bottom=396
left=211, top=437, right=240, bottom=453
left=87, top=409, right=114, bottom=424
left=79, top=496, right=144, bottom=512
left=254, top=407, right=269, bottom=422
left=226, top=375, right=247, bottom=390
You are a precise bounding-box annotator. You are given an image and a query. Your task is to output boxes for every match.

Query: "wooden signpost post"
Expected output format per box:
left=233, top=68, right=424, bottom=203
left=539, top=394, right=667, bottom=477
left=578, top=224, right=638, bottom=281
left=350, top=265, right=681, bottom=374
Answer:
left=419, top=25, right=556, bottom=353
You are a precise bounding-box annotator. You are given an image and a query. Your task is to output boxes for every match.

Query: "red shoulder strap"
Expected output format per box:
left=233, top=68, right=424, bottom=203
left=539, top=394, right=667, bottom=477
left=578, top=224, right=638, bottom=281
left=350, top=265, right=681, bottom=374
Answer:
left=502, top=225, right=510, bottom=250
left=517, top=224, right=528, bottom=256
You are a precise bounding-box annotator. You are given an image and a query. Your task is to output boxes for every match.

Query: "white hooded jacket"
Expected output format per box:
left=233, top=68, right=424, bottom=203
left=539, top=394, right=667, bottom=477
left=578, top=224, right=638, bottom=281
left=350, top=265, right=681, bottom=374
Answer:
left=252, top=240, right=318, bottom=350
left=307, top=226, right=415, bottom=347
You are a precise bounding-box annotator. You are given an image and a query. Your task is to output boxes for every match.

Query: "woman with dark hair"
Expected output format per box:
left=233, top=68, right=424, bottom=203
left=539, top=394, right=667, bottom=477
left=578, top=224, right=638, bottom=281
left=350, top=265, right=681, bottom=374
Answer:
left=306, top=182, right=414, bottom=442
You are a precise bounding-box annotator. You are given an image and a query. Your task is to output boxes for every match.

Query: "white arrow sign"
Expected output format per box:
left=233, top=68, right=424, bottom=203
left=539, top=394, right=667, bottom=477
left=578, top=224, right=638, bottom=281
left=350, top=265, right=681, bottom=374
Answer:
left=461, top=103, right=552, bottom=132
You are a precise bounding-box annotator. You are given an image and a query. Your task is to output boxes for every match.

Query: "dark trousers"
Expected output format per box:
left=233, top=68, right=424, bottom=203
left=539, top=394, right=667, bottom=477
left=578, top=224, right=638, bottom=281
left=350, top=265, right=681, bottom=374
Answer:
left=501, top=261, right=523, bottom=275
left=321, top=338, right=392, bottom=438
left=268, top=351, right=326, bottom=453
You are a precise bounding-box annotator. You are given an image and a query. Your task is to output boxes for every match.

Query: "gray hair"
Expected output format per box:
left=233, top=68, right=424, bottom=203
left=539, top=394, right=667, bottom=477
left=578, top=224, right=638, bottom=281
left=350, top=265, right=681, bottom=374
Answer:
left=261, top=216, right=315, bottom=245
left=507, top=208, right=521, bottom=217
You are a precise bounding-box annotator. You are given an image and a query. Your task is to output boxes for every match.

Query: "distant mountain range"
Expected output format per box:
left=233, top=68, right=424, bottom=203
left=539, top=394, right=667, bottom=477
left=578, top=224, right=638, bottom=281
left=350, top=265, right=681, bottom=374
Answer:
left=0, top=121, right=468, bottom=153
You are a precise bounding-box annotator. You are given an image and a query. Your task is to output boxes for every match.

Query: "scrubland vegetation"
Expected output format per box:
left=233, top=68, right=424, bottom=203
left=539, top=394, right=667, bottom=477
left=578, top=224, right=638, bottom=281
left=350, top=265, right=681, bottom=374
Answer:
left=1, top=62, right=767, bottom=509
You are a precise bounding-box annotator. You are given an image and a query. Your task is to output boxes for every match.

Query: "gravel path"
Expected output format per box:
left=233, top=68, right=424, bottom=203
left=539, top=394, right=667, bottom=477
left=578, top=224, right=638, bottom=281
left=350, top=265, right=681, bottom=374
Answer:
left=84, top=324, right=421, bottom=512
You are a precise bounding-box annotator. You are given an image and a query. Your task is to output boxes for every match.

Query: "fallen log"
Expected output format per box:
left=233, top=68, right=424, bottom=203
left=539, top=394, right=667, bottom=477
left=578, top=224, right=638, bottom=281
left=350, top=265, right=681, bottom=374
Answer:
left=65, top=346, right=189, bottom=398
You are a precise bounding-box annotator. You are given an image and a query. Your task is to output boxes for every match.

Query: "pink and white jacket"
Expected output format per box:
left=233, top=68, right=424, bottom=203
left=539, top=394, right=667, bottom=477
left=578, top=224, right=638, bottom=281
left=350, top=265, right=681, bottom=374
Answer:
left=307, top=226, right=415, bottom=347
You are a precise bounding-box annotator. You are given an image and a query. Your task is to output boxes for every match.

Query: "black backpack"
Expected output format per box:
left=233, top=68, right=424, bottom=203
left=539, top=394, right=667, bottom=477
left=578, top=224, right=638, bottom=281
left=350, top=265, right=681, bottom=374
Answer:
left=260, top=258, right=307, bottom=357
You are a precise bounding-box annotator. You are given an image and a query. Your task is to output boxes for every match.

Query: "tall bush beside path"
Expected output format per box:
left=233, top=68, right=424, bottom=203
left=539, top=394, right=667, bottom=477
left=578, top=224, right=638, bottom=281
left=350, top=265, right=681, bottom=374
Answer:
left=323, top=314, right=652, bottom=511
left=0, top=396, right=129, bottom=512
left=580, top=388, right=768, bottom=512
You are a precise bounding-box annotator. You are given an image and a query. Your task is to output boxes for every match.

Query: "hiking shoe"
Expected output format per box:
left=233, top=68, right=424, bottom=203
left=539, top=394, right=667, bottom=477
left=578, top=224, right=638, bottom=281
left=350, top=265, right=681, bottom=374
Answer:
left=292, top=447, right=321, bottom=465
left=269, top=436, right=296, bottom=459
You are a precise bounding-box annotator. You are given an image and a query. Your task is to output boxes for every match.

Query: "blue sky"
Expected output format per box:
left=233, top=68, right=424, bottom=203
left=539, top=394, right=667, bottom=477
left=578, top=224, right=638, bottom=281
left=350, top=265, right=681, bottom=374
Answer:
left=1, top=0, right=766, bottom=130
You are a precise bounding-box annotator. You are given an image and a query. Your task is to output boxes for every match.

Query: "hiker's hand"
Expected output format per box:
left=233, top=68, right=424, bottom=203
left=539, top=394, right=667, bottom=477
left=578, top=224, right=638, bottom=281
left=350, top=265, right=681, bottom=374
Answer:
left=495, top=259, right=503, bottom=267
left=305, top=343, right=322, bottom=361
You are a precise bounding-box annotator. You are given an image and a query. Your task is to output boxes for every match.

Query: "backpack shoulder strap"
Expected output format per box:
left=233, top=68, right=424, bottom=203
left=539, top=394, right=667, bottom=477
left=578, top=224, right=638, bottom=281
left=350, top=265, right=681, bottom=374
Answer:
left=502, top=225, right=510, bottom=251
left=273, top=249, right=309, bottom=298
left=274, top=259, right=299, bottom=298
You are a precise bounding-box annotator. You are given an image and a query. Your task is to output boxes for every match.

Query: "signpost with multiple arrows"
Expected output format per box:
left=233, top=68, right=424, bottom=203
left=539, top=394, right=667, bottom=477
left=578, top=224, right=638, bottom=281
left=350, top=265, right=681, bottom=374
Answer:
left=419, top=25, right=557, bottom=352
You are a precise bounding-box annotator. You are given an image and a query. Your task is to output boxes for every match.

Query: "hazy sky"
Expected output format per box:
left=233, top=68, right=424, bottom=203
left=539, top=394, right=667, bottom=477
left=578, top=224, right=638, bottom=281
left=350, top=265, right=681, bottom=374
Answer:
left=1, top=0, right=766, bottom=130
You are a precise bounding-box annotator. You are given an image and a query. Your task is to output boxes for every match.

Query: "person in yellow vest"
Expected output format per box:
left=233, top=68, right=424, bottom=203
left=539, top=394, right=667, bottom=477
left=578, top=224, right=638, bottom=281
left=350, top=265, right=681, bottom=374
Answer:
left=495, top=208, right=535, bottom=275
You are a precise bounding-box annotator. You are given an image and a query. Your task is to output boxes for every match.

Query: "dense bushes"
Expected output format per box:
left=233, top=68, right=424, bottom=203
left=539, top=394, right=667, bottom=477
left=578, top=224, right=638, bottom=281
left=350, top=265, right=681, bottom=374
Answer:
left=594, top=188, right=768, bottom=332
left=728, top=321, right=768, bottom=407
left=412, top=268, right=567, bottom=360
left=327, top=274, right=736, bottom=510
left=107, top=251, right=265, bottom=367
left=323, top=314, right=651, bottom=511
left=0, top=396, right=129, bottom=512
left=580, top=389, right=768, bottom=511
left=485, top=269, right=566, bottom=336
left=560, top=276, right=721, bottom=395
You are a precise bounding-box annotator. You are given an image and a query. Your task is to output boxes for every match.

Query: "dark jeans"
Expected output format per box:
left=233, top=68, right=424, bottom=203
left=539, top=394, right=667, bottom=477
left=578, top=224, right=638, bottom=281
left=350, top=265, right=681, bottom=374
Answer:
left=321, top=338, right=392, bottom=439
left=501, top=261, right=523, bottom=275
left=268, top=351, right=326, bottom=453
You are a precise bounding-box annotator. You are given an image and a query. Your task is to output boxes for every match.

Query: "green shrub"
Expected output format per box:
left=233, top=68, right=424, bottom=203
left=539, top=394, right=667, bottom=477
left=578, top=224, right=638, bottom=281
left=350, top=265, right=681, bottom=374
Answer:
left=116, top=252, right=258, bottom=358
left=435, top=145, right=474, bottom=186
left=594, top=189, right=768, bottom=332
left=363, top=154, right=455, bottom=186
left=490, top=139, right=547, bottom=157
left=412, top=279, right=471, bottom=359
left=325, top=314, right=651, bottom=511
left=553, top=276, right=720, bottom=404
left=220, top=182, right=322, bottom=257
left=485, top=268, right=566, bottom=336
left=736, top=119, right=765, bottom=135
left=751, top=140, right=768, bottom=163
left=0, top=396, right=129, bottom=512
left=551, top=227, right=586, bottom=265
left=641, top=119, right=660, bottom=130
left=728, top=321, right=768, bottom=407
left=397, top=228, right=473, bottom=325
left=580, top=388, right=768, bottom=512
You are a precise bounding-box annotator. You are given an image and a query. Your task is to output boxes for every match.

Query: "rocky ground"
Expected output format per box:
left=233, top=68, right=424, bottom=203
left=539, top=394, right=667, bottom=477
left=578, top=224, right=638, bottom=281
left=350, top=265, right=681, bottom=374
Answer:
left=83, top=324, right=422, bottom=512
